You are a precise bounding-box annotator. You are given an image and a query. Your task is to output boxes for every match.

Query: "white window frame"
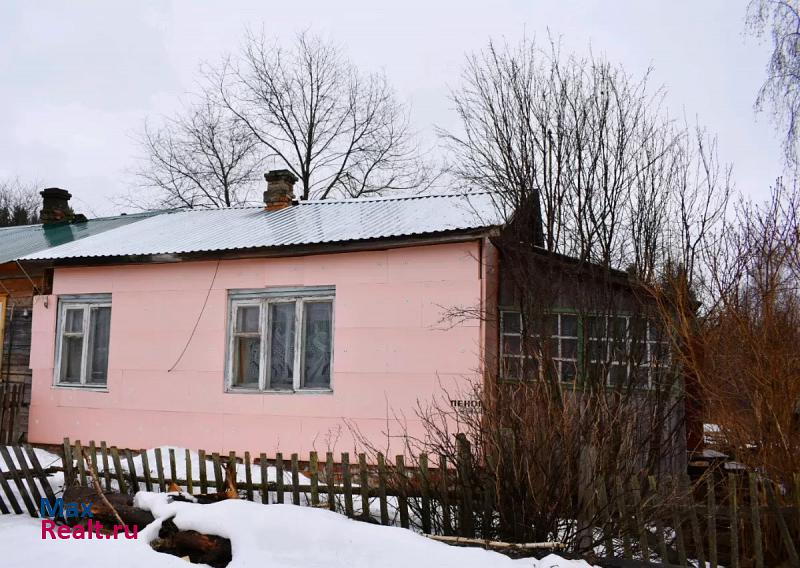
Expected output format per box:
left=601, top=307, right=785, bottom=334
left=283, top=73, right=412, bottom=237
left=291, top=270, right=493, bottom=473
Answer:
left=53, top=294, right=112, bottom=389
left=226, top=287, right=335, bottom=393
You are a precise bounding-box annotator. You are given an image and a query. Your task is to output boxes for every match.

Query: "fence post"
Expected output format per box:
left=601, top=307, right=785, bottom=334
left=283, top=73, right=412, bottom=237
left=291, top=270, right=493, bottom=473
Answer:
left=748, top=473, right=764, bottom=568
left=377, top=453, right=389, bottom=525
left=326, top=452, right=335, bottom=512
left=61, top=437, right=75, bottom=488
left=341, top=453, right=353, bottom=517
left=728, top=473, right=739, bottom=568
left=707, top=475, right=718, bottom=568
left=396, top=455, right=409, bottom=529
left=309, top=451, right=319, bottom=507
left=244, top=452, right=253, bottom=502
left=358, top=453, right=369, bottom=520
left=455, top=433, right=474, bottom=538
left=419, top=453, right=432, bottom=534
left=764, top=478, right=800, bottom=566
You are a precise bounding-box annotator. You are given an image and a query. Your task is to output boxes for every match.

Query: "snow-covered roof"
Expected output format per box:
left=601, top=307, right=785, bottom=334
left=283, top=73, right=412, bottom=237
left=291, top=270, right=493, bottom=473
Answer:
left=21, top=193, right=501, bottom=261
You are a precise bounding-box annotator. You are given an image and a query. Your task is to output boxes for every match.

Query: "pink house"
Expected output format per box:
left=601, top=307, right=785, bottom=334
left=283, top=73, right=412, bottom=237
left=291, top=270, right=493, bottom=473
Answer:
left=21, top=172, right=501, bottom=455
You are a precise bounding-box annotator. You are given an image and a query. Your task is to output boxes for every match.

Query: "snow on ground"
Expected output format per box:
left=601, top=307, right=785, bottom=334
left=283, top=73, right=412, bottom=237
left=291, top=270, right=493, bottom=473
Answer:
left=0, top=492, right=597, bottom=568
left=0, top=446, right=64, bottom=510
left=0, top=447, right=61, bottom=473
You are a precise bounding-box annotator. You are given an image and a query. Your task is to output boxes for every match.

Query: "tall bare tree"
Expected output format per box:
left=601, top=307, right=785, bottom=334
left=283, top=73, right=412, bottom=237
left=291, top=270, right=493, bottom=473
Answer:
left=747, top=0, right=800, bottom=167
left=213, top=31, right=435, bottom=200
left=442, top=38, right=730, bottom=286
left=129, top=93, right=265, bottom=209
left=0, top=178, right=40, bottom=226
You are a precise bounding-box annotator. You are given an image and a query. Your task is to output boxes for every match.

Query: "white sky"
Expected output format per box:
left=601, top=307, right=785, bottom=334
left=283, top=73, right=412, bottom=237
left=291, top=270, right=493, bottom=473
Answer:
left=0, top=0, right=783, bottom=216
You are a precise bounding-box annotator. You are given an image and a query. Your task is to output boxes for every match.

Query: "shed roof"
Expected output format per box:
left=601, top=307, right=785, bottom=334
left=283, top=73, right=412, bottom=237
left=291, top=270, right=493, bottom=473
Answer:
left=21, top=193, right=501, bottom=261
left=0, top=211, right=159, bottom=265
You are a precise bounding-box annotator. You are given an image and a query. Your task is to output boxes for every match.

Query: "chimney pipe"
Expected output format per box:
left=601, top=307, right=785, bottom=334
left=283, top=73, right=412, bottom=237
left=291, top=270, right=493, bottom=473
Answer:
left=39, top=187, right=73, bottom=224
left=264, top=170, right=298, bottom=211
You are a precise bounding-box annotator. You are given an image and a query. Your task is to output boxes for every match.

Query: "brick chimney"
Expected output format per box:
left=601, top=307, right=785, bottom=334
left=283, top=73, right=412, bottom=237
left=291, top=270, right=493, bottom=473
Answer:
left=39, top=187, right=73, bottom=224
left=264, top=170, right=298, bottom=211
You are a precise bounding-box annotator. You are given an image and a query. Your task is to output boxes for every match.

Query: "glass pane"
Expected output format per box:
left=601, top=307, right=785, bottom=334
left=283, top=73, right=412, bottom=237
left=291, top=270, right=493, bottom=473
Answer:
left=560, top=338, right=578, bottom=360
left=60, top=335, right=83, bottom=383
left=269, top=302, right=296, bottom=390
left=65, top=308, right=83, bottom=333
left=586, top=316, right=606, bottom=338
left=544, top=314, right=559, bottom=336
left=236, top=305, right=260, bottom=333
left=501, top=312, right=520, bottom=334
left=302, top=301, right=332, bottom=389
left=587, top=338, right=607, bottom=362
left=502, top=356, right=521, bottom=380
left=610, top=317, right=627, bottom=341
left=233, top=336, right=260, bottom=387
left=560, top=314, right=578, bottom=337
left=502, top=335, right=521, bottom=356
left=609, top=364, right=628, bottom=387
left=88, top=307, right=111, bottom=384
left=560, top=361, right=577, bottom=383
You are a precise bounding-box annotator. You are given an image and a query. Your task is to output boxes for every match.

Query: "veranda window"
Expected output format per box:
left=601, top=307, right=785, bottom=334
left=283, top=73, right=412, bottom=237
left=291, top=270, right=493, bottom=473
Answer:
left=55, top=295, right=112, bottom=387
left=228, top=287, right=334, bottom=392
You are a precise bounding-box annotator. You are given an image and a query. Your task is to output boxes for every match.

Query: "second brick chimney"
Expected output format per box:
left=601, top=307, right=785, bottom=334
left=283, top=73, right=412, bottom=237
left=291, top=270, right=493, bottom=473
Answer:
left=264, top=170, right=298, bottom=211
left=39, top=187, right=73, bottom=224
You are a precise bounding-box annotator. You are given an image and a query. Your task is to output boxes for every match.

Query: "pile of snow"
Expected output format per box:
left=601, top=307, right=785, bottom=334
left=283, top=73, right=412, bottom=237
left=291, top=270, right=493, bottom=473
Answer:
left=0, top=492, right=597, bottom=567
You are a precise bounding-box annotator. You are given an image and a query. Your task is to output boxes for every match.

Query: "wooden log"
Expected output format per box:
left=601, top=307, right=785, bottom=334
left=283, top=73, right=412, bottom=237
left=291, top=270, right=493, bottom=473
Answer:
left=64, top=486, right=154, bottom=530
left=153, top=516, right=231, bottom=568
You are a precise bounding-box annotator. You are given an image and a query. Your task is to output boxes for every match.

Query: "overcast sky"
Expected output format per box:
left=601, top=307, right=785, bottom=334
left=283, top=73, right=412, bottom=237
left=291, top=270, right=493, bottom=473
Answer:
left=0, top=0, right=783, bottom=216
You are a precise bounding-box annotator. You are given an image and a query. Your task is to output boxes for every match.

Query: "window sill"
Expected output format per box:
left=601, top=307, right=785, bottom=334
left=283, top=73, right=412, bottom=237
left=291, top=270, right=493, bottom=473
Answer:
left=226, top=387, right=333, bottom=395
left=52, top=384, right=109, bottom=393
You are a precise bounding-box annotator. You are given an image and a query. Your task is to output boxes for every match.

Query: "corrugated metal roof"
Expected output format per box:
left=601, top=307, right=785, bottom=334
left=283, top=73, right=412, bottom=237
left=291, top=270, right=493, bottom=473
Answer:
left=21, top=193, right=501, bottom=261
left=0, top=211, right=160, bottom=265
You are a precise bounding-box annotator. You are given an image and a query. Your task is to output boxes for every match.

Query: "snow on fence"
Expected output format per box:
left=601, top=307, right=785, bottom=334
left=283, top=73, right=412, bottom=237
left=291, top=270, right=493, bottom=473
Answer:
left=2, top=438, right=800, bottom=568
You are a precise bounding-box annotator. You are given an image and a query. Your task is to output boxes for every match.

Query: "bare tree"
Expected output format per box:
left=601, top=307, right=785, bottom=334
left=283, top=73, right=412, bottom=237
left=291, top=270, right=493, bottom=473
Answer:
left=442, top=38, right=730, bottom=286
left=128, top=92, right=265, bottom=209
left=0, top=178, right=40, bottom=226
left=213, top=31, right=435, bottom=200
left=747, top=0, right=800, bottom=167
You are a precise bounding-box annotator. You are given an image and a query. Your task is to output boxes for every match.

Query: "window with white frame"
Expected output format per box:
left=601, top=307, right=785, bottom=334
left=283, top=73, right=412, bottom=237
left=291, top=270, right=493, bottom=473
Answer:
left=227, top=287, right=334, bottom=392
left=500, top=311, right=579, bottom=382
left=55, top=295, right=112, bottom=387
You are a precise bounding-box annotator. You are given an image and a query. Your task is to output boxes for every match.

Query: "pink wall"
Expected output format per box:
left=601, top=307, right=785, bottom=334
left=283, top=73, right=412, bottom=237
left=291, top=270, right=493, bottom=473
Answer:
left=28, top=241, right=488, bottom=455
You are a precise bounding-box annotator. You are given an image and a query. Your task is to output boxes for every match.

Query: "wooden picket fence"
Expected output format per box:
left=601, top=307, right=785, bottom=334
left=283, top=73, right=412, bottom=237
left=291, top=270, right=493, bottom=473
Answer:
left=2, top=438, right=800, bottom=567
left=0, top=383, right=25, bottom=445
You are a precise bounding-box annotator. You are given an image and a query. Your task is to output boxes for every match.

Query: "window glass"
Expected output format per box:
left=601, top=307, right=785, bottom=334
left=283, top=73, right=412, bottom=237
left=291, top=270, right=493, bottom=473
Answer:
left=302, top=301, right=332, bottom=389
left=269, top=302, right=295, bottom=389
left=233, top=336, right=260, bottom=387
left=60, top=335, right=83, bottom=383
left=88, top=306, right=111, bottom=384
left=236, top=305, right=260, bottom=333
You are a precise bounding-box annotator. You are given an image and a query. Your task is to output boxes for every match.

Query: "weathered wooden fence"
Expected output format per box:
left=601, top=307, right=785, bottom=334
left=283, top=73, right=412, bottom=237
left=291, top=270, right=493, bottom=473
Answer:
left=2, top=438, right=799, bottom=568
left=0, top=383, right=25, bottom=445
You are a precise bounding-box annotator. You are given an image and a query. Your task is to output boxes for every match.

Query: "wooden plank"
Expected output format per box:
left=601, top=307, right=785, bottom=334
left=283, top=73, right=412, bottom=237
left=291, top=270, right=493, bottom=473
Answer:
left=419, top=453, right=432, bottom=534
left=24, top=445, right=56, bottom=503
left=748, top=473, right=764, bottom=568
left=0, top=487, right=9, bottom=514
left=764, top=478, right=800, bottom=566
left=74, top=440, right=87, bottom=486
left=309, top=451, right=319, bottom=507
left=124, top=449, right=138, bottom=492
left=794, top=473, right=800, bottom=549
left=244, top=452, right=253, bottom=502
left=291, top=453, right=300, bottom=505
left=260, top=453, right=269, bottom=504
left=614, top=477, right=632, bottom=559
left=326, top=452, right=335, bottom=511
left=198, top=450, right=207, bottom=494
left=184, top=449, right=193, bottom=494
left=728, top=473, right=739, bottom=568
left=88, top=441, right=98, bottom=485
left=168, top=448, right=177, bottom=486
left=440, top=455, right=452, bottom=536
left=12, top=445, right=43, bottom=507
left=456, top=435, right=474, bottom=538
left=275, top=452, right=284, bottom=504
left=0, top=445, right=37, bottom=516
left=228, top=451, right=237, bottom=493
left=396, top=455, right=409, bottom=529
left=211, top=453, right=223, bottom=493
left=140, top=449, right=154, bottom=492
left=707, top=475, right=718, bottom=568
left=630, top=477, right=649, bottom=561
left=359, top=453, right=369, bottom=520
left=595, top=477, right=614, bottom=557
left=682, top=475, right=704, bottom=568
left=110, top=447, right=127, bottom=494
left=377, top=453, right=388, bottom=525
left=61, top=437, right=75, bottom=488
left=0, top=469, right=22, bottom=514
left=648, top=476, right=668, bottom=562
left=154, top=447, right=166, bottom=492
left=99, top=442, right=112, bottom=491
left=341, top=453, right=353, bottom=518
